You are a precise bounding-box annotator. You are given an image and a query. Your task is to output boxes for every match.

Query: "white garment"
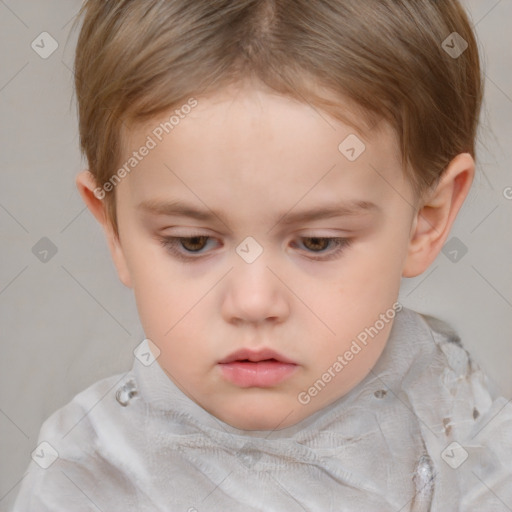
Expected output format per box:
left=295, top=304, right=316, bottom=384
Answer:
left=12, top=307, right=512, bottom=511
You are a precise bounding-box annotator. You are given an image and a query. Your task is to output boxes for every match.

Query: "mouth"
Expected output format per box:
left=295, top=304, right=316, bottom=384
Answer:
left=217, top=348, right=298, bottom=388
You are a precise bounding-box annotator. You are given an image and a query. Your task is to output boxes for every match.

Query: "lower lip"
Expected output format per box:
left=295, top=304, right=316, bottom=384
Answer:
left=218, top=360, right=298, bottom=387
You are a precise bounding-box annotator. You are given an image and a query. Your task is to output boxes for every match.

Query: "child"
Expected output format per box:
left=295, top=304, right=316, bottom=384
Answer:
left=13, top=0, right=512, bottom=510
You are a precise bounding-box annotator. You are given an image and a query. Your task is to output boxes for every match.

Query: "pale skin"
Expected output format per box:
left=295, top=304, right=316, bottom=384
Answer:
left=76, top=83, right=474, bottom=431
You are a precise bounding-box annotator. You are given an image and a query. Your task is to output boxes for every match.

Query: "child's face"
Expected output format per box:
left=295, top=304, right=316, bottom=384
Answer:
left=106, top=84, right=418, bottom=430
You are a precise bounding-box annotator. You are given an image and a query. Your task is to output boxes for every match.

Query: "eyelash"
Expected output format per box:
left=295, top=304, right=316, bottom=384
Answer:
left=157, top=234, right=352, bottom=262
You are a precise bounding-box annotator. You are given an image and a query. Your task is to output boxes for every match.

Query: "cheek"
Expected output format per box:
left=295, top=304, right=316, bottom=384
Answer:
left=124, top=244, right=213, bottom=370
left=322, top=229, right=407, bottom=343
left=338, top=234, right=405, bottom=299
left=132, top=275, right=205, bottom=377
left=123, top=242, right=184, bottom=338
left=357, top=217, right=411, bottom=281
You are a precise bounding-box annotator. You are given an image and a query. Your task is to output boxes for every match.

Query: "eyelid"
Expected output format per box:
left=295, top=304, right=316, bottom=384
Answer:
left=156, top=232, right=352, bottom=262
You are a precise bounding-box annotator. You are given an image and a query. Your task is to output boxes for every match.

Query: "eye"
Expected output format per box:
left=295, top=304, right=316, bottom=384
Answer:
left=159, top=234, right=215, bottom=260
left=157, top=234, right=351, bottom=262
left=294, top=237, right=351, bottom=260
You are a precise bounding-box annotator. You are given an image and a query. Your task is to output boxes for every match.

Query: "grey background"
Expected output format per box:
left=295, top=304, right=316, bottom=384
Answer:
left=0, top=1, right=511, bottom=509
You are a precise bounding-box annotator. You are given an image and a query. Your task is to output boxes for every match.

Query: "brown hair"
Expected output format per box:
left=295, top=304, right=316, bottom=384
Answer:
left=72, top=0, right=483, bottom=238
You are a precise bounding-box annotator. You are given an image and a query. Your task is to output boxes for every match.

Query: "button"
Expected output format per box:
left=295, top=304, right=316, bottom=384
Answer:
left=116, top=378, right=138, bottom=406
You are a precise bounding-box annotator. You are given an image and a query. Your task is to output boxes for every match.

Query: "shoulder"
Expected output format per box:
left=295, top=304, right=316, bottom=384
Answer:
left=408, top=309, right=504, bottom=427
left=12, top=371, right=137, bottom=511
left=400, top=308, right=512, bottom=510
left=402, top=307, right=509, bottom=439
left=38, top=371, right=131, bottom=453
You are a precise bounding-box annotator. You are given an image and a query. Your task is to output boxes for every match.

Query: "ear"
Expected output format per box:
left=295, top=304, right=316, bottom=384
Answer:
left=75, top=170, right=133, bottom=288
left=402, top=153, right=474, bottom=278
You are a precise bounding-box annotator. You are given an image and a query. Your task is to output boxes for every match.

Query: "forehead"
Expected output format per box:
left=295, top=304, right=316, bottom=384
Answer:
left=125, top=82, right=398, bottom=155
left=118, top=85, right=411, bottom=215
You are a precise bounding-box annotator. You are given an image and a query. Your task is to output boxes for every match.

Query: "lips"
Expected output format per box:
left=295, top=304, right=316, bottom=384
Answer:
left=218, top=348, right=298, bottom=388
left=218, top=348, right=297, bottom=365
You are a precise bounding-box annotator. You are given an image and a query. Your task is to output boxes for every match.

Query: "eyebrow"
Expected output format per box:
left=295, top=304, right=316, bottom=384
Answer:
left=137, top=198, right=380, bottom=230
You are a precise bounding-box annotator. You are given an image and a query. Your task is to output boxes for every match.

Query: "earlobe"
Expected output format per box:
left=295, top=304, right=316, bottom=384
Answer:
left=402, top=153, right=474, bottom=278
left=75, top=170, right=133, bottom=288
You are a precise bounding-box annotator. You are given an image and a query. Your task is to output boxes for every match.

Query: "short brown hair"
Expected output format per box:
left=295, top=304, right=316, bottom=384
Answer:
left=72, top=0, right=483, bottom=238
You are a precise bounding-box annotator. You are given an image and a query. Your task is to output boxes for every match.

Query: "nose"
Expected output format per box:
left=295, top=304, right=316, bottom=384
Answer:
left=221, top=253, right=290, bottom=325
